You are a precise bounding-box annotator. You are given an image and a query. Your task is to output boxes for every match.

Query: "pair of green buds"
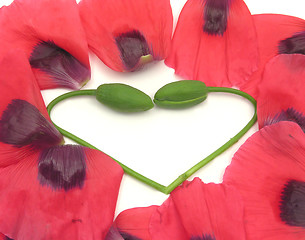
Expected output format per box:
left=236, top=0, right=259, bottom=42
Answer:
left=96, top=80, right=208, bottom=112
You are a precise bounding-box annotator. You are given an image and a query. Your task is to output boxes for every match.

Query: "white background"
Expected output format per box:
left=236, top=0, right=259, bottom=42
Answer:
left=1, top=0, right=304, bottom=216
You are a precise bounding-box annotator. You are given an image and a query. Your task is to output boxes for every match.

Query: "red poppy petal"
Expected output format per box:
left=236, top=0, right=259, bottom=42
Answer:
left=78, top=0, right=173, bottom=72
left=150, top=198, right=188, bottom=240
left=0, top=147, right=123, bottom=240
left=0, top=99, right=63, bottom=150
left=111, top=206, right=158, bottom=240
left=256, top=54, right=305, bottom=128
left=0, top=52, right=48, bottom=118
left=150, top=178, right=246, bottom=239
left=0, top=52, right=63, bottom=166
left=0, top=0, right=90, bottom=89
left=165, top=0, right=258, bottom=88
left=223, top=121, right=305, bottom=239
left=240, top=14, right=305, bottom=98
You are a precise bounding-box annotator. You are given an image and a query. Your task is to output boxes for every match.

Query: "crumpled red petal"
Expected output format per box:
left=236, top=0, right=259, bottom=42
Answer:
left=0, top=147, right=123, bottom=240
left=239, top=14, right=305, bottom=98
left=0, top=0, right=90, bottom=89
left=223, top=121, right=305, bottom=240
left=165, top=0, right=258, bottom=88
left=78, top=0, right=173, bottom=72
left=256, top=54, right=305, bottom=128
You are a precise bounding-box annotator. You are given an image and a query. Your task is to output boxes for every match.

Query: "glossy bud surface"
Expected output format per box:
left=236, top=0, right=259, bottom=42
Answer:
left=154, top=80, right=208, bottom=109
left=96, top=83, right=154, bottom=112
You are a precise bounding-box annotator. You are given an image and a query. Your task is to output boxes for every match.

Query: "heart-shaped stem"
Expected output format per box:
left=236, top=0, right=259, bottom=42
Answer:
left=47, top=86, right=257, bottom=194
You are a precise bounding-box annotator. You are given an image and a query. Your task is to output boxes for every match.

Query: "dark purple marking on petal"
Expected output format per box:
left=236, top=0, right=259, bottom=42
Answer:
left=278, top=32, right=305, bottom=55
left=0, top=99, right=63, bottom=149
left=119, top=232, right=142, bottom=240
left=72, top=218, right=83, bottom=223
left=38, top=145, right=86, bottom=191
left=4, top=236, right=14, bottom=240
left=203, top=0, right=229, bottom=36
left=263, top=108, right=305, bottom=132
left=105, top=226, right=142, bottom=240
left=191, top=234, right=216, bottom=240
left=115, top=30, right=151, bottom=71
left=30, top=41, right=90, bottom=89
left=280, top=180, right=305, bottom=227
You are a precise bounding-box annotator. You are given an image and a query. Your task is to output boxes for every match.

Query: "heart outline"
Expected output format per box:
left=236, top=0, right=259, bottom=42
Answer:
left=47, top=86, right=257, bottom=194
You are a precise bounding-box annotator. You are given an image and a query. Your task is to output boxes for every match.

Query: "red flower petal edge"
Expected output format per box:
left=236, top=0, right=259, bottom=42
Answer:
left=223, top=121, right=305, bottom=239
left=0, top=0, right=90, bottom=89
left=239, top=14, right=305, bottom=98
left=165, top=0, right=258, bottom=88
left=150, top=178, right=246, bottom=240
left=78, top=0, right=173, bottom=72
left=106, top=206, right=158, bottom=240
left=256, top=54, right=305, bottom=129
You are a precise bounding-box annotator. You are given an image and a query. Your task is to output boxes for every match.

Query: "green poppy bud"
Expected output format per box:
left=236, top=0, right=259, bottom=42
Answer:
left=154, top=80, right=208, bottom=109
left=96, top=83, right=154, bottom=112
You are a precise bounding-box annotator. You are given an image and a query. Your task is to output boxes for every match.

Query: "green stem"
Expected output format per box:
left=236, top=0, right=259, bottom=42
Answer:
left=47, top=89, right=96, bottom=111
left=47, top=90, right=167, bottom=193
left=165, top=87, right=257, bottom=194
left=47, top=87, right=257, bottom=195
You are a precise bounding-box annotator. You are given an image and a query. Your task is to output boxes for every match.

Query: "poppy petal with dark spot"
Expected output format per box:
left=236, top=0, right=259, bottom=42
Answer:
left=223, top=121, right=305, bottom=239
left=0, top=0, right=90, bottom=89
left=239, top=14, right=305, bottom=98
left=0, top=147, right=123, bottom=240
left=29, top=41, right=90, bottom=89
left=114, top=30, right=151, bottom=71
left=165, top=0, right=258, bottom=88
left=280, top=180, right=305, bottom=227
left=78, top=0, right=173, bottom=72
left=38, top=145, right=87, bottom=191
left=0, top=52, right=63, bottom=166
left=256, top=54, right=305, bottom=129
left=263, top=108, right=305, bottom=133
left=0, top=99, right=62, bottom=149
left=279, top=31, right=305, bottom=55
